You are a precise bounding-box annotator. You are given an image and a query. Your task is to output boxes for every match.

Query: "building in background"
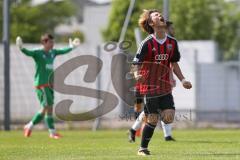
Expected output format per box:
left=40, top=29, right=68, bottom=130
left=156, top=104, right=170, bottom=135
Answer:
left=55, top=0, right=112, bottom=47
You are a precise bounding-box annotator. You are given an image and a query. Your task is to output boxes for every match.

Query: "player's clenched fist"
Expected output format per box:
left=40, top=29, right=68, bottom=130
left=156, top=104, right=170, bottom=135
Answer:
left=181, top=79, right=192, bottom=89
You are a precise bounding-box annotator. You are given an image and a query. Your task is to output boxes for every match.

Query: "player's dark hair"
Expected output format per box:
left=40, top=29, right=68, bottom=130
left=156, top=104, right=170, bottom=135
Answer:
left=41, top=33, right=54, bottom=43
left=166, top=21, right=173, bottom=28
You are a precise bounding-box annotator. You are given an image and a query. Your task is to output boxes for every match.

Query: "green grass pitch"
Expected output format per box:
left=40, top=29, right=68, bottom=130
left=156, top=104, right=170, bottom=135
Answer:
left=0, top=129, right=240, bottom=160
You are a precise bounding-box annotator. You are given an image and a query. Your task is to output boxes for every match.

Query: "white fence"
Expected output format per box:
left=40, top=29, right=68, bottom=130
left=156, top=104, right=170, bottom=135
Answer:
left=0, top=42, right=240, bottom=127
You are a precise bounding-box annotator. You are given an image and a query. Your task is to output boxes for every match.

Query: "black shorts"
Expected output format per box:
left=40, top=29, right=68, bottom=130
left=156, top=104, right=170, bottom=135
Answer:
left=134, top=90, right=143, bottom=104
left=144, top=93, right=175, bottom=115
left=135, top=97, right=143, bottom=104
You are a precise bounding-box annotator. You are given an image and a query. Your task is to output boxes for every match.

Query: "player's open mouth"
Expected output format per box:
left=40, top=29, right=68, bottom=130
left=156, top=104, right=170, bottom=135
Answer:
left=160, top=18, right=164, bottom=22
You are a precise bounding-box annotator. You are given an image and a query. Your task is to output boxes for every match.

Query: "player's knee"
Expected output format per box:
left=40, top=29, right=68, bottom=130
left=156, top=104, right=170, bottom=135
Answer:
left=134, top=103, right=142, bottom=112
left=44, top=106, right=53, bottom=114
left=161, top=115, right=174, bottom=124
left=161, top=109, right=175, bottom=124
left=39, top=108, right=46, bottom=115
left=146, top=114, right=159, bottom=125
left=143, top=115, right=147, bottom=123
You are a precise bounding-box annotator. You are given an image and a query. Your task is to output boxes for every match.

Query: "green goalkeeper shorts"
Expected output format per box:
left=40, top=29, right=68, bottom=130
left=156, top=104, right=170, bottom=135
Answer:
left=35, top=87, right=54, bottom=107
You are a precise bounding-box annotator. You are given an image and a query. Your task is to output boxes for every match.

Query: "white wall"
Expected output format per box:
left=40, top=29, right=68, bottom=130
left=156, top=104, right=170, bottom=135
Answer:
left=81, top=5, right=111, bottom=47
left=196, top=62, right=240, bottom=122
left=173, top=40, right=217, bottom=111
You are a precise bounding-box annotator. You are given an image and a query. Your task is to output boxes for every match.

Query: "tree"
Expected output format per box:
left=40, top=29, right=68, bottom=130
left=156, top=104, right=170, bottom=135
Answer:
left=169, top=0, right=216, bottom=40
left=0, top=0, right=77, bottom=43
left=210, top=1, right=240, bottom=60
left=102, top=0, right=240, bottom=60
left=102, top=0, right=161, bottom=51
left=170, top=0, right=240, bottom=60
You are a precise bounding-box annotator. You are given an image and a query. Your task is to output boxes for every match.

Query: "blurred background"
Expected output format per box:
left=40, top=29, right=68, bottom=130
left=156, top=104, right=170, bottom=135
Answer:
left=0, top=0, right=240, bottom=130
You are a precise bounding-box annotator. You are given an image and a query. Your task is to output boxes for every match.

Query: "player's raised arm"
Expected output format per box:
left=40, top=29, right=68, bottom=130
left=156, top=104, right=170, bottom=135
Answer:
left=55, top=38, right=80, bottom=56
left=16, top=36, right=36, bottom=57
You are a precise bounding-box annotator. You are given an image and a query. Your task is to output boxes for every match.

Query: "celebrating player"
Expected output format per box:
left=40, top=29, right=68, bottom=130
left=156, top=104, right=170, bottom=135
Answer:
left=16, top=33, right=80, bottom=139
left=128, top=20, right=177, bottom=143
left=132, top=9, right=192, bottom=156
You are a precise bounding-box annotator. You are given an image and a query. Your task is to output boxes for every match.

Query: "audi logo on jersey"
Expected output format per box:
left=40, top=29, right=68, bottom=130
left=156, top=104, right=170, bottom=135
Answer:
left=155, top=54, right=169, bottom=61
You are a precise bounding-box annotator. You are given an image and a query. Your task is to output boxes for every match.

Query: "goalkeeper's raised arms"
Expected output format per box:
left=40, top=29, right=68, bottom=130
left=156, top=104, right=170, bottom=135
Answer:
left=69, top=38, right=80, bottom=48
left=16, top=36, right=23, bottom=49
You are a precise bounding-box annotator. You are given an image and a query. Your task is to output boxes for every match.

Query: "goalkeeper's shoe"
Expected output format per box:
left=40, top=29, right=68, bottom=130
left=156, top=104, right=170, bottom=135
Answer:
left=49, top=133, right=62, bottom=139
left=165, top=136, right=176, bottom=141
left=137, top=149, right=151, bottom=156
left=23, top=126, right=32, bottom=137
left=128, top=129, right=136, bottom=143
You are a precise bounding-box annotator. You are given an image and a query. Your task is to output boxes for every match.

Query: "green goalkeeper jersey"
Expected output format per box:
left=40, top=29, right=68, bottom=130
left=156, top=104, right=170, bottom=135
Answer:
left=20, top=47, right=73, bottom=87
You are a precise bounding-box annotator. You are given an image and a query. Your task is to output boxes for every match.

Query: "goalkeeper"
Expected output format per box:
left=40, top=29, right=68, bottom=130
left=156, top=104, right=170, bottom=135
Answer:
left=16, top=33, right=80, bottom=139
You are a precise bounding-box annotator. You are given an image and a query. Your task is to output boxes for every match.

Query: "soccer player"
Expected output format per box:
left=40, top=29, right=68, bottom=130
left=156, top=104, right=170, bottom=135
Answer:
left=16, top=33, right=80, bottom=139
left=132, top=9, right=192, bottom=156
left=128, top=20, right=177, bottom=143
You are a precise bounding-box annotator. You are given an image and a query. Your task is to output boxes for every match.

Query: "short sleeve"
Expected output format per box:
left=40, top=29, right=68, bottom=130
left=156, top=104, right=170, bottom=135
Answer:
left=133, top=41, right=148, bottom=64
left=170, top=40, right=180, bottom=62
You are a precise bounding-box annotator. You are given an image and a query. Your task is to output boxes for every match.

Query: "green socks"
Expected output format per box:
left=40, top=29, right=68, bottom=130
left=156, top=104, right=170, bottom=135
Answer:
left=30, top=113, right=56, bottom=134
left=44, top=115, right=55, bottom=129
left=31, top=112, right=44, bottom=125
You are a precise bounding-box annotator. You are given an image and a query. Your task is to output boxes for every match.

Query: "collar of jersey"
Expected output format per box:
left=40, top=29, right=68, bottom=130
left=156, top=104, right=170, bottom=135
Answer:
left=151, top=33, right=167, bottom=45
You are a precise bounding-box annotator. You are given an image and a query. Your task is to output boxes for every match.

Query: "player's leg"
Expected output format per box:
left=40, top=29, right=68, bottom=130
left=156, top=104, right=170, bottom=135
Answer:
left=132, top=111, right=145, bottom=131
left=161, top=120, right=175, bottom=141
left=43, top=87, right=61, bottom=139
left=134, top=96, right=144, bottom=137
left=128, top=92, right=143, bottom=142
left=134, top=98, right=142, bottom=119
left=138, top=97, right=159, bottom=156
left=138, top=113, right=158, bottom=156
left=44, top=106, right=61, bottom=139
left=160, top=94, right=176, bottom=141
left=129, top=111, right=145, bottom=142
left=23, top=88, right=47, bottom=137
left=24, top=108, right=45, bottom=137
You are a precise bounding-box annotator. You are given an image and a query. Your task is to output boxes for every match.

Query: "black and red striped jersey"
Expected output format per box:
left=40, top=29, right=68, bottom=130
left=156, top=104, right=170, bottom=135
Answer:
left=133, top=34, right=180, bottom=96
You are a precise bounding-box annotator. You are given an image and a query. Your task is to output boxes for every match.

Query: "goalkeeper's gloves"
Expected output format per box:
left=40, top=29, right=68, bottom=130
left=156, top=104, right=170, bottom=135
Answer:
left=16, top=36, right=23, bottom=49
left=69, top=38, right=80, bottom=48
